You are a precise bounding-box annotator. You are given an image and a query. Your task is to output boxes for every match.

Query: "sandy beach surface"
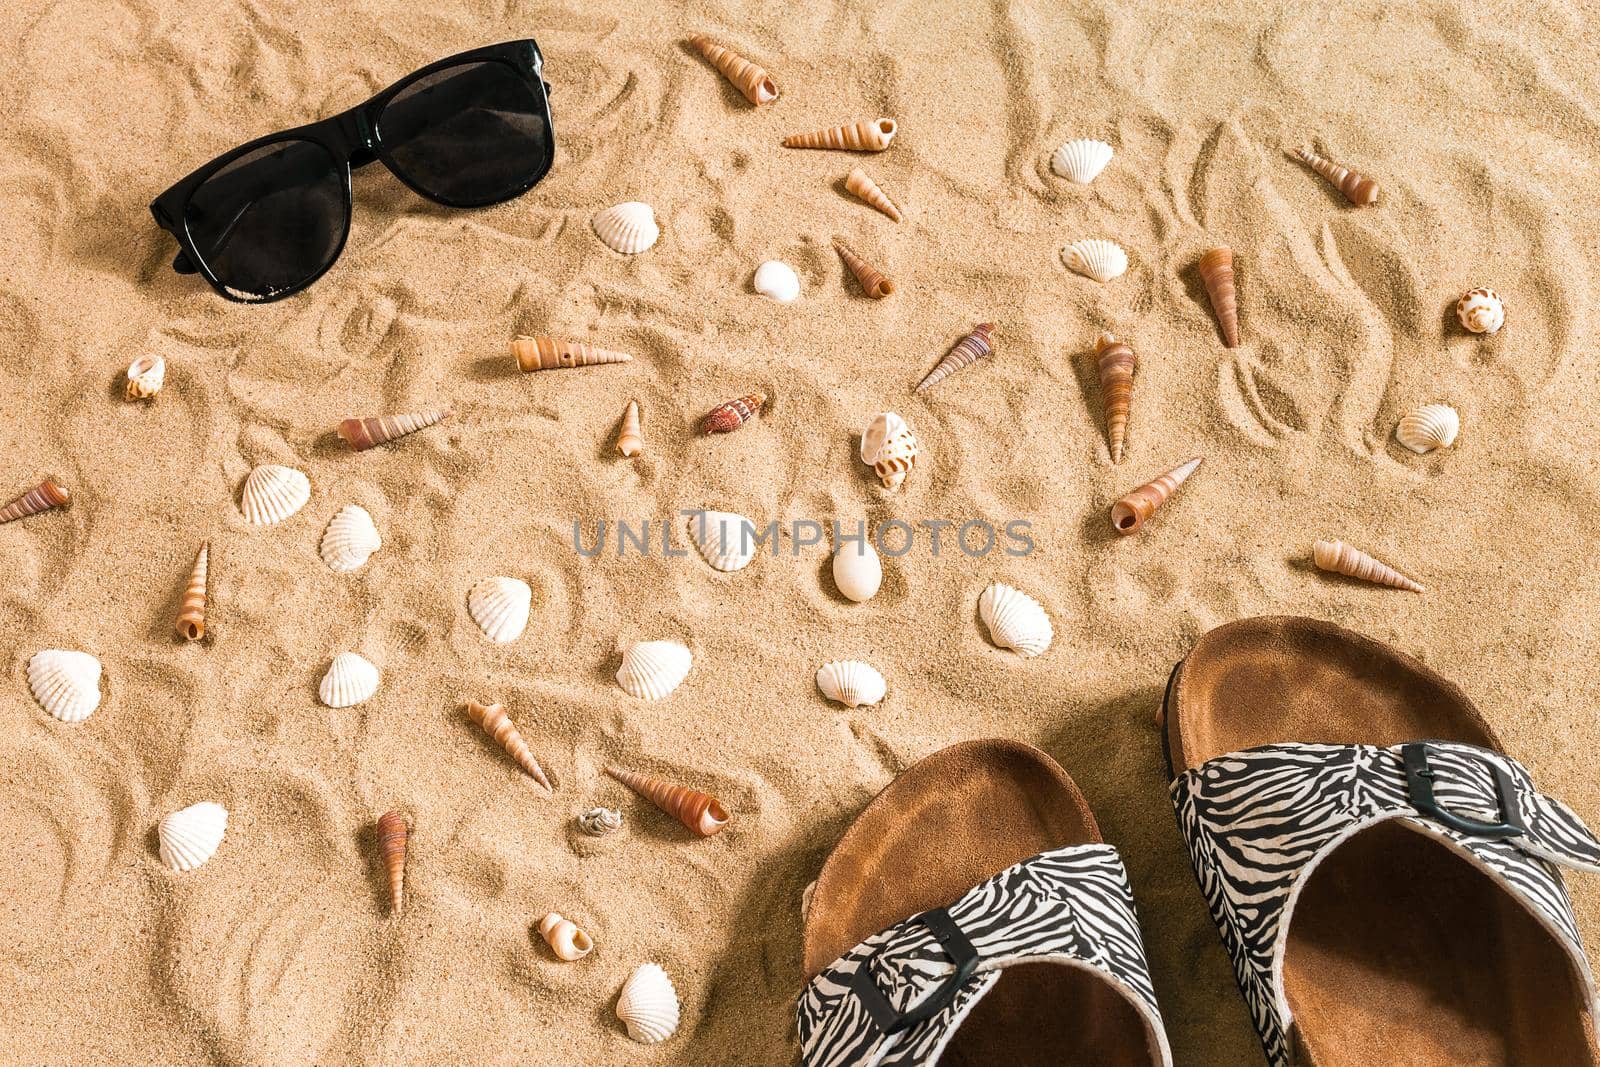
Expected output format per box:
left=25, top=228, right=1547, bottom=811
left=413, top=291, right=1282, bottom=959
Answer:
left=3, top=0, right=1600, bottom=1063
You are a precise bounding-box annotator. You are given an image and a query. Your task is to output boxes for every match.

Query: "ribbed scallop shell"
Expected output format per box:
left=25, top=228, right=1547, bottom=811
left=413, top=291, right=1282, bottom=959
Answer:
left=816, top=660, right=886, bottom=707
left=979, top=583, right=1054, bottom=658
left=319, top=652, right=379, bottom=708
left=617, top=963, right=680, bottom=1043
left=125, top=355, right=165, bottom=400
left=689, top=510, right=757, bottom=572
left=468, top=576, right=532, bottom=643
left=615, top=640, right=692, bottom=700
left=592, top=202, right=660, bottom=254
left=1395, top=404, right=1460, bottom=454
left=1062, top=239, right=1128, bottom=283
left=1456, top=287, right=1504, bottom=334
left=754, top=260, right=801, bottom=303
left=1051, top=139, right=1114, bottom=183
left=158, top=801, right=228, bottom=872
left=26, top=649, right=102, bottom=723
left=239, top=464, right=310, bottom=525
left=320, top=505, right=381, bottom=572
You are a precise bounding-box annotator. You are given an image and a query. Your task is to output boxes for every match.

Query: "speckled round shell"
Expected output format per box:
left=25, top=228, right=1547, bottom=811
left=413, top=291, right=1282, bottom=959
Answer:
left=1051, top=139, right=1114, bottom=184
left=592, top=201, right=660, bottom=254
left=615, top=640, right=692, bottom=700
left=617, top=963, right=680, bottom=1043
left=1456, top=287, right=1504, bottom=335
left=1062, top=239, right=1128, bottom=283
left=125, top=355, right=165, bottom=400
left=1395, top=404, right=1460, bottom=454
left=26, top=649, right=102, bottom=723
left=816, top=660, right=886, bottom=707
left=319, top=652, right=379, bottom=708
left=158, top=801, right=228, bottom=872
left=239, top=464, right=310, bottom=526
left=979, top=582, right=1054, bottom=658
left=320, top=505, right=381, bottom=573
left=689, top=510, right=757, bottom=572
left=468, top=576, right=532, bottom=644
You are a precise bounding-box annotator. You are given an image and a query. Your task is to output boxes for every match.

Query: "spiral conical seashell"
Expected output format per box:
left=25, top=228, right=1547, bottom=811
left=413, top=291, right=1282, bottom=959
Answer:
left=815, top=660, right=886, bottom=708
left=1051, top=138, right=1114, bottom=184
left=615, top=640, right=693, bottom=700
left=617, top=963, right=681, bottom=1043
left=845, top=167, right=902, bottom=222
left=916, top=323, right=994, bottom=393
left=26, top=649, right=102, bottom=723
left=320, top=504, right=381, bottom=573
left=688, top=509, right=758, bottom=572
left=467, top=576, right=532, bottom=643
left=465, top=699, right=552, bottom=791
left=1312, top=540, right=1424, bottom=592
left=700, top=392, right=765, bottom=434
left=687, top=34, right=777, bottom=105
left=1198, top=247, right=1239, bottom=348
left=617, top=400, right=643, bottom=457
left=1395, top=403, right=1460, bottom=454
left=1094, top=333, right=1138, bottom=464
left=1111, top=458, right=1202, bottom=536
left=239, top=465, right=310, bottom=526
left=539, top=912, right=595, bottom=961
left=592, top=201, right=659, bottom=254
left=606, top=765, right=728, bottom=837
left=577, top=807, right=623, bottom=835
left=125, top=355, right=165, bottom=400
left=1293, top=147, right=1379, bottom=206
left=1063, top=239, right=1128, bottom=283
left=158, top=801, right=228, bottom=872
left=835, top=241, right=894, bottom=298
left=376, top=810, right=408, bottom=915
left=860, top=412, right=918, bottom=491
left=979, top=582, right=1054, bottom=658
left=512, top=334, right=634, bottom=372
left=338, top=409, right=450, bottom=451
left=0, top=477, right=70, bottom=524
left=1457, top=287, right=1504, bottom=334
left=175, top=542, right=209, bottom=640
left=319, top=652, right=380, bottom=708
left=783, top=118, right=897, bottom=152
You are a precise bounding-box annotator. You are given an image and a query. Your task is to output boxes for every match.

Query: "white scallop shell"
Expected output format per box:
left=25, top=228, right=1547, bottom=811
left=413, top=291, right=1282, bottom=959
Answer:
left=1457, top=288, right=1504, bottom=334
left=689, top=510, right=758, bottom=572
left=319, top=504, right=381, bottom=572
left=592, top=201, right=660, bottom=254
left=239, top=464, right=310, bottom=525
left=26, top=649, right=102, bottom=723
left=468, top=576, right=532, bottom=643
left=753, top=260, right=801, bottom=303
left=617, top=962, right=680, bottom=1044
left=1062, top=239, right=1128, bottom=283
left=979, top=582, right=1054, bottom=658
left=318, top=652, right=379, bottom=708
left=577, top=806, right=623, bottom=836
left=1395, top=403, right=1460, bottom=454
left=816, top=660, right=886, bottom=707
left=615, top=640, right=692, bottom=700
left=158, top=801, right=228, bottom=872
left=1051, top=139, right=1114, bottom=184
left=832, top=537, right=882, bottom=602
left=126, top=355, right=165, bottom=399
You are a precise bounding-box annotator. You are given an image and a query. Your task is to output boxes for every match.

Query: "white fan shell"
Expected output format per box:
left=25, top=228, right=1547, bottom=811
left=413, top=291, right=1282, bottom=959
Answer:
left=593, top=201, right=660, bottom=254
left=616, top=640, right=692, bottom=700
left=158, top=801, right=228, bottom=872
left=816, top=660, right=887, bottom=707
left=616, top=962, right=680, bottom=1043
left=1395, top=404, right=1460, bottom=454
left=1062, top=239, right=1129, bottom=283
left=979, top=582, right=1054, bottom=658
left=1051, top=139, right=1114, bottom=183
left=689, top=510, right=758, bottom=572
left=468, top=576, right=532, bottom=643
left=26, top=649, right=103, bottom=723
left=319, top=652, right=380, bottom=708
left=240, top=464, right=311, bottom=525
left=320, top=504, right=381, bottom=572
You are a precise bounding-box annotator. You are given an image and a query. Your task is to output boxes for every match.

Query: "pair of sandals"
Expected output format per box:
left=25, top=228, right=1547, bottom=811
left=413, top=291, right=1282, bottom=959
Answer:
left=797, top=617, right=1600, bottom=1065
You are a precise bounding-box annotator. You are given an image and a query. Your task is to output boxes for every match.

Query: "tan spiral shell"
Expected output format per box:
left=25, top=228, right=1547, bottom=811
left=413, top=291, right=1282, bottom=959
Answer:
left=835, top=242, right=894, bottom=298
left=1456, top=287, right=1505, bottom=335
left=0, top=477, right=70, bottom=525
left=783, top=119, right=897, bottom=152
left=465, top=700, right=552, bottom=791
left=845, top=167, right=902, bottom=222
left=860, top=412, right=918, bottom=491
left=1293, top=148, right=1379, bottom=206
left=174, top=541, right=209, bottom=641
left=1312, top=539, right=1423, bottom=592
left=1094, top=333, right=1138, bottom=464
left=916, top=323, right=994, bottom=393
left=125, top=355, right=165, bottom=400
left=1198, top=247, right=1239, bottom=348
left=606, top=765, right=729, bottom=837
left=539, top=912, right=595, bottom=961
left=376, top=810, right=408, bottom=915
left=1111, top=458, right=1201, bottom=536
left=338, top=409, right=450, bottom=451
left=687, top=34, right=777, bottom=105
left=512, top=335, right=634, bottom=372
left=617, top=400, right=643, bottom=457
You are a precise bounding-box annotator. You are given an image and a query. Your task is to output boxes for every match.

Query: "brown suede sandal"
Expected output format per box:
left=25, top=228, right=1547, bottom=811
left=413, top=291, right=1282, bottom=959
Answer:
left=796, top=738, right=1171, bottom=1066
left=1160, top=616, right=1600, bottom=1066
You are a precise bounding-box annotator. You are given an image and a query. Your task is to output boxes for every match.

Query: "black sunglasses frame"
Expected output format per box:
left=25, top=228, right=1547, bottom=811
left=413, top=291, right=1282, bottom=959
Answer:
left=150, top=39, right=554, bottom=303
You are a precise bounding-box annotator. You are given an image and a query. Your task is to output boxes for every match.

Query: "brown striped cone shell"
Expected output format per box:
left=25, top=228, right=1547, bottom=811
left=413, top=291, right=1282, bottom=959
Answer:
left=0, top=477, right=70, bottom=524
left=1111, top=458, right=1201, bottom=536
left=700, top=392, right=765, bottom=434
left=376, top=810, right=408, bottom=915
left=512, top=335, right=634, bottom=372
left=783, top=118, right=897, bottom=152
left=1293, top=148, right=1379, bottom=206
left=1094, top=333, right=1138, bottom=464
left=687, top=34, right=777, bottom=105
left=465, top=700, right=552, bottom=791
left=916, top=323, right=994, bottom=393
left=338, top=409, right=450, bottom=451
left=1198, top=247, right=1239, bottom=348
left=606, top=766, right=728, bottom=837
left=617, top=400, right=643, bottom=457
left=174, top=542, right=209, bottom=641
left=1312, top=540, right=1424, bottom=592
left=835, top=242, right=894, bottom=298
left=845, top=167, right=902, bottom=222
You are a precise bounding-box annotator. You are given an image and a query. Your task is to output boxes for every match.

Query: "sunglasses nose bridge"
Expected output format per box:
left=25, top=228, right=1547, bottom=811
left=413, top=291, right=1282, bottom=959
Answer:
left=333, top=107, right=377, bottom=158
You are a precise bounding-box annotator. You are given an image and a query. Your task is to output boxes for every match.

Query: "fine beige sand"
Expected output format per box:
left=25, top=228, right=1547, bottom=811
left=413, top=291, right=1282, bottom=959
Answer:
left=3, top=1, right=1600, bottom=1063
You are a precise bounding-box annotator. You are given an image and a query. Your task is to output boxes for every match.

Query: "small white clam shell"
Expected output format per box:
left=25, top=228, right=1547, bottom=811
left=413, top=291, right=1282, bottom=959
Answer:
left=592, top=201, right=660, bottom=254
left=1062, top=239, right=1129, bottom=283
left=468, top=576, right=532, bottom=643
left=1396, top=403, right=1460, bottom=454
left=689, top=510, right=758, bottom=572
left=158, top=801, right=228, bottom=872
left=617, top=962, right=680, bottom=1043
left=831, top=537, right=882, bottom=602
left=753, top=260, right=801, bottom=303
left=1457, top=287, right=1504, bottom=335
left=125, top=355, right=165, bottom=399
left=239, top=464, right=310, bottom=526
left=319, top=504, right=381, bottom=573
left=577, top=807, right=623, bottom=835
left=979, top=582, right=1054, bottom=658
left=1051, top=139, right=1114, bottom=184
left=26, top=649, right=103, bottom=723
left=816, top=660, right=886, bottom=707
left=318, top=652, right=379, bottom=708
left=616, top=640, right=692, bottom=700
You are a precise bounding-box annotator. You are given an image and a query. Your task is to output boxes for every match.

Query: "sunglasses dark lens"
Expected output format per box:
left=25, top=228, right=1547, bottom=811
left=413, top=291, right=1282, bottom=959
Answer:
left=378, top=60, right=551, bottom=205
left=184, top=139, right=347, bottom=299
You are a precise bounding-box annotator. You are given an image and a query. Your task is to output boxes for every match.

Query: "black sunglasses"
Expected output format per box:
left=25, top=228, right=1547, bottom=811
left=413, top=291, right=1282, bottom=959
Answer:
left=151, top=40, right=555, bottom=303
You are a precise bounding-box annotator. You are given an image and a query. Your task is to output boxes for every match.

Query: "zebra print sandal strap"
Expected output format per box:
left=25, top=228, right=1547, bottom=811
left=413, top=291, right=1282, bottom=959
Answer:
left=1171, top=740, right=1600, bottom=1067
left=796, top=844, right=1172, bottom=1067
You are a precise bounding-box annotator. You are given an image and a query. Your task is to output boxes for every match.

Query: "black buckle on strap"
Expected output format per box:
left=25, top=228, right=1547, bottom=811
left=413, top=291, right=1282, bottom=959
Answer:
left=1402, top=742, right=1525, bottom=840
left=849, top=908, right=980, bottom=1036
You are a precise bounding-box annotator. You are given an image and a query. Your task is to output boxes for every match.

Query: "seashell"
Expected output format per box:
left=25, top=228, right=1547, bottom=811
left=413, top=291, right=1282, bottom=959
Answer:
left=1063, top=239, right=1128, bottom=283
left=319, top=652, right=379, bottom=708
left=338, top=409, right=450, bottom=451
left=1199, top=247, right=1239, bottom=348
left=753, top=260, right=801, bottom=303
left=467, top=576, right=532, bottom=644
left=158, top=801, right=228, bottom=872
left=816, top=660, right=886, bottom=707
left=1051, top=138, right=1114, bottom=184
left=783, top=119, right=897, bottom=152
left=539, top=912, right=595, bottom=961
left=606, top=765, right=728, bottom=837
left=239, top=465, right=310, bottom=526
left=320, top=505, right=381, bottom=573
left=1111, top=458, right=1201, bottom=536
left=835, top=241, right=894, bottom=298
left=465, top=699, right=552, bottom=790
left=979, top=582, right=1054, bottom=658
left=916, top=322, right=994, bottom=393
left=617, top=400, right=643, bottom=457
left=831, top=536, right=882, bottom=602
left=615, top=640, right=692, bottom=700
left=688, top=509, right=758, bottom=572
left=1293, top=147, right=1378, bottom=206
left=577, top=806, right=623, bottom=836
left=376, top=810, right=408, bottom=915
left=1312, top=539, right=1424, bottom=592
left=700, top=392, right=765, bottom=434
left=125, top=355, right=165, bottom=400
left=687, top=34, right=777, bottom=105
left=845, top=167, right=902, bottom=222
left=591, top=201, right=659, bottom=254
left=801, top=879, right=817, bottom=917
left=1093, top=333, right=1138, bottom=464
left=1457, top=287, right=1504, bottom=335
left=174, top=542, right=209, bottom=640
left=616, top=962, right=681, bottom=1043
left=0, top=477, right=70, bottom=525
left=26, top=649, right=102, bottom=723
left=1396, top=404, right=1460, bottom=454
left=860, top=412, right=918, bottom=491
left=511, top=334, right=633, bottom=372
